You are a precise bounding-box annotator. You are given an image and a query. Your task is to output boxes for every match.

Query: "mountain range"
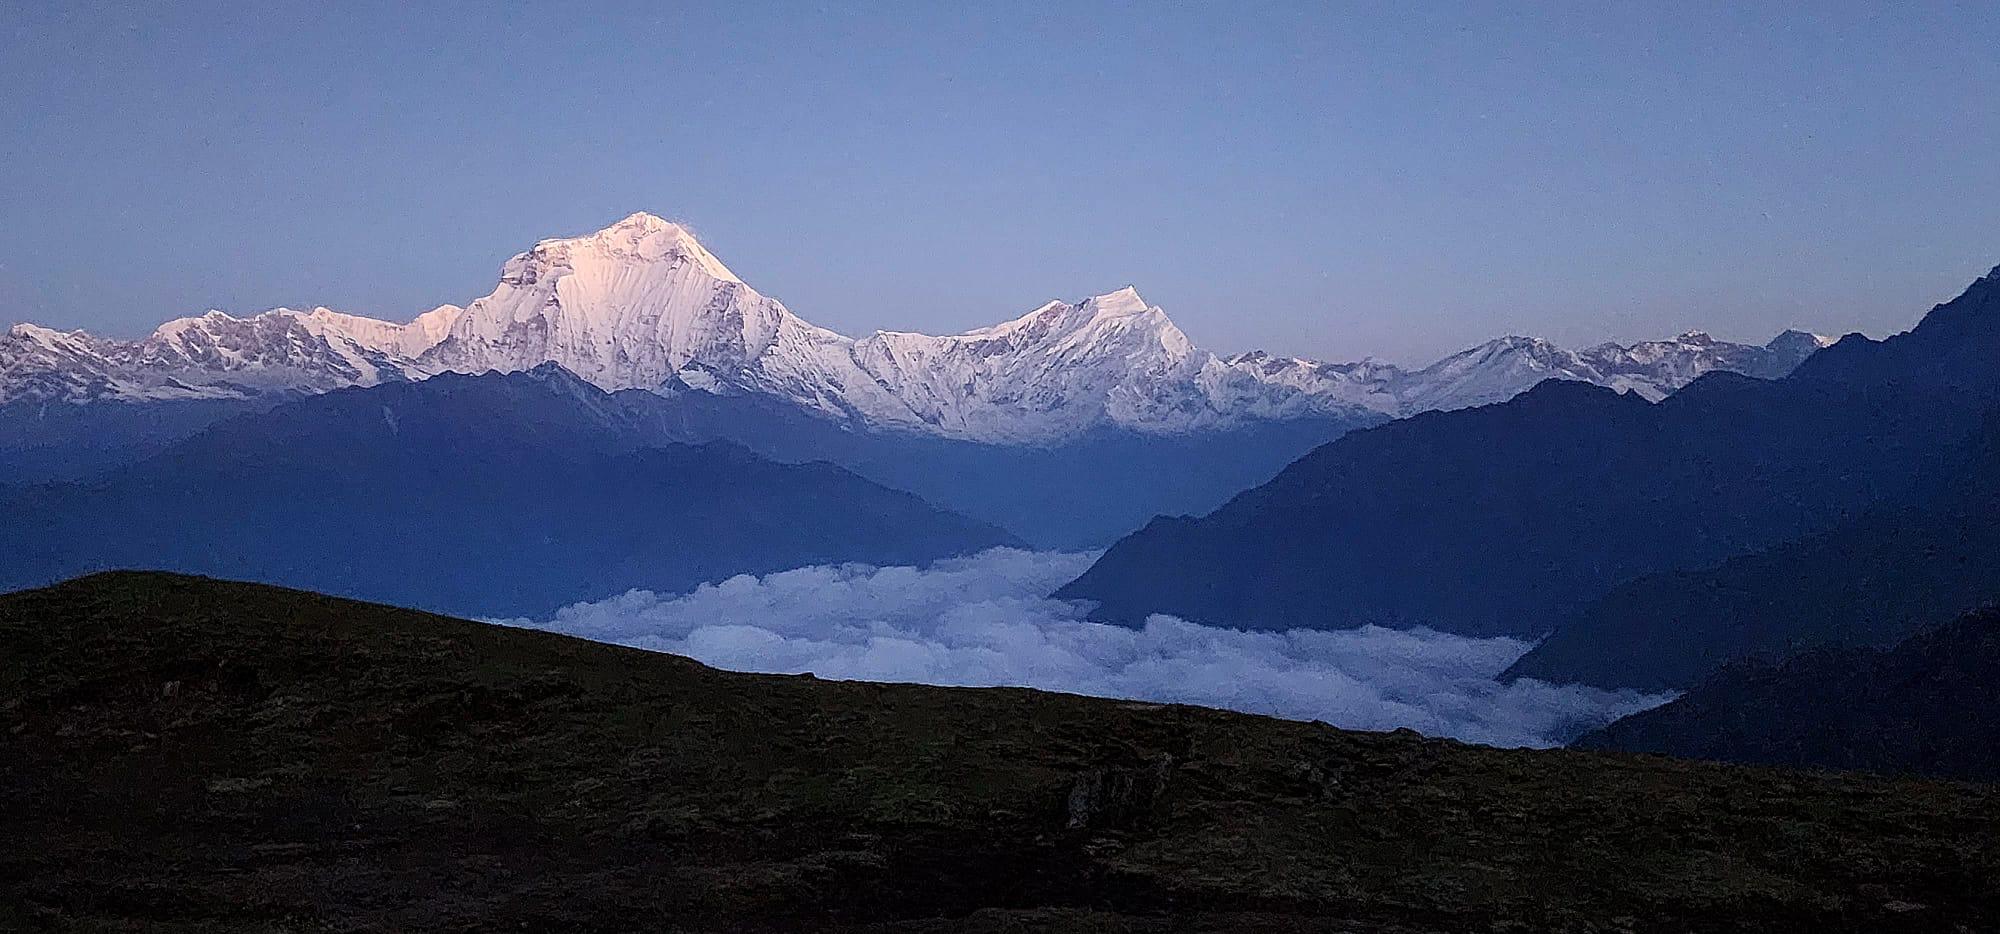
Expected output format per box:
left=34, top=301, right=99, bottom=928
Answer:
left=1058, top=264, right=2000, bottom=645
left=2, top=212, right=1829, bottom=443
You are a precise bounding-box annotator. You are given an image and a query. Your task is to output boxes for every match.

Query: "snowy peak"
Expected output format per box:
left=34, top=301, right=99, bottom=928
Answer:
left=415, top=213, right=803, bottom=396
left=514, top=211, right=742, bottom=285
left=1077, top=288, right=1195, bottom=357
left=835, top=286, right=1235, bottom=441
left=7, top=322, right=87, bottom=348
left=957, top=287, right=1192, bottom=360
left=1388, top=336, right=1598, bottom=413
left=1079, top=285, right=1151, bottom=318
left=968, top=287, right=1158, bottom=337
left=602, top=210, right=683, bottom=234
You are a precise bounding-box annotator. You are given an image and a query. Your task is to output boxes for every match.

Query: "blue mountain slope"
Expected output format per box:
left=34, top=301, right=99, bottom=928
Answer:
left=1058, top=265, right=2000, bottom=639
left=0, top=366, right=1019, bottom=618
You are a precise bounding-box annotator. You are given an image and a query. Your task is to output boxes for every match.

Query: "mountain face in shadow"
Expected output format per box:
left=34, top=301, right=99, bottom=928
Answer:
left=1574, top=608, right=2000, bottom=782
left=1505, top=416, right=2000, bottom=690
left=0, top=369, right=1375, bottom=550
left=1057, top=265, right=2000, bottom=638
left=0, top=396, right=274, bottom=483
left=623, top=386, right=1375, bottom=547
left=6, top=571, right=1998, bottom=931
left=0, top=366, right=1019, bottom=618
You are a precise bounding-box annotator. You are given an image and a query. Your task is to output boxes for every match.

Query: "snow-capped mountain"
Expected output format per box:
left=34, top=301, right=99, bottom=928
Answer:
left=0, top=212, right=1832, bottom=441
left=2, top=307, right=451, bottom=403
left=1216, top=327, right=1830, bottom=417
left=1391, top=329, right=1832, bottom=413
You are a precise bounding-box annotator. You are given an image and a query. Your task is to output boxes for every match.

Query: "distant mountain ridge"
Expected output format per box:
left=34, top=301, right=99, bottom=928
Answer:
left=1057, top=263, right=2000, bottom=638
left=0, top=365, right=1019, bottom=617
left=1, top=212, right=1829, bottom=442
left=1227, top=327, right=1828, bottom=415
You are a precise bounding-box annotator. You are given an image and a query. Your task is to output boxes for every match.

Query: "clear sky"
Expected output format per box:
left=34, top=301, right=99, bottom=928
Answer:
left=3, top=2, right=1997, bottom=364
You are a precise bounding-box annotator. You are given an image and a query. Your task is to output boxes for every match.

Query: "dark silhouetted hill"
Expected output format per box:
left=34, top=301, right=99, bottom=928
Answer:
left=1575, top=608, right=2000, bottom=781
left=4, top=572, right=1998, bottom=931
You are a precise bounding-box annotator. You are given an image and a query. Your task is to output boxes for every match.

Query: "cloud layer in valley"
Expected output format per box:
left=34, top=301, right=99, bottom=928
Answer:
left=501, top=549, right=1669, bottom=748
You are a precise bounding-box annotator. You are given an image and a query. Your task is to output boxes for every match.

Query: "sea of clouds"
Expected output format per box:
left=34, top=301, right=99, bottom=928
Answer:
left=499, top=548, right=1670, bottom=748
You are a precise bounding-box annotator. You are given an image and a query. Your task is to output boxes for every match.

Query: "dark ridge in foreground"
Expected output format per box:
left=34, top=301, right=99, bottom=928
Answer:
left=1576, top=608, right=2000, bottom=781
left=3, top=573, right=1997, bottom=932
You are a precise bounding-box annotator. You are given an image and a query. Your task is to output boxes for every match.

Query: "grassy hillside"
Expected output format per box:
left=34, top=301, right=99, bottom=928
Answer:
left=3, top=572, right=1997, bottom=932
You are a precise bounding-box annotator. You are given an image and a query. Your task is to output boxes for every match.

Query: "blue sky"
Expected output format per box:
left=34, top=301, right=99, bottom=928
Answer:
left=3, top=2, right=1997, bottom=363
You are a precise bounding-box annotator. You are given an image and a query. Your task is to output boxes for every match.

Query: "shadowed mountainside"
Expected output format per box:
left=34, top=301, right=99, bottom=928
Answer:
left=1059, top=264, right=2000, bottom=638
left=0, top=367, right=1018, bottom=618
left=3, top=572, right=1997, bottom=932
left=1506, top=415, right=2000, bottom=689
left=1575, top=608, right=2000, bottom=781
left=0, top=366, right=1372, bottom=551
left=0, top=396, right=272, bottom=483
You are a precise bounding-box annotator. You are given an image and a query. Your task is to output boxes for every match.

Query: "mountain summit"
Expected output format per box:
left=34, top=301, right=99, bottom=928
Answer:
left=1, top=214, right=1833, bottom=442
left=586, top=211, right=744, bottom=282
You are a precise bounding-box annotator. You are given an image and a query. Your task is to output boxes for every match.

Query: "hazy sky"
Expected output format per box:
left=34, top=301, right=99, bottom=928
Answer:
left=4, top=2, right=1997, bottom=364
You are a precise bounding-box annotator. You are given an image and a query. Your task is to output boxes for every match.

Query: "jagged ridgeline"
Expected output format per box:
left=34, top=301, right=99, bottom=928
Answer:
left=4, top=572, right=1996, bottom=931
left=1, top=212, right=1828, bottom=434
